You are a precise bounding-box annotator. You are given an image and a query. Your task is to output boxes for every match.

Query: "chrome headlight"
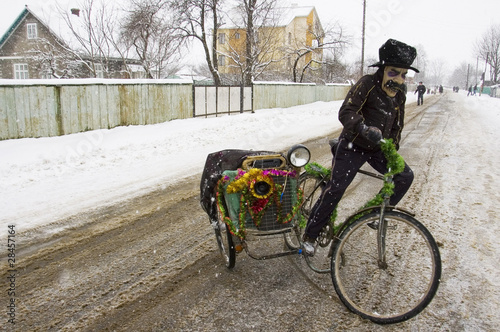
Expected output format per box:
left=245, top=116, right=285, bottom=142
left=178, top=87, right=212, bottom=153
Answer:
left=287, top=144, right=310, bottom=168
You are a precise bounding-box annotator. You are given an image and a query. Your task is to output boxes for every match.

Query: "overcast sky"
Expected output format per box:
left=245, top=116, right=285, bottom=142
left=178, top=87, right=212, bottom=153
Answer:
left=291, top=0, right=500, bottom=72
left=1, top=0, right=499, bottom=74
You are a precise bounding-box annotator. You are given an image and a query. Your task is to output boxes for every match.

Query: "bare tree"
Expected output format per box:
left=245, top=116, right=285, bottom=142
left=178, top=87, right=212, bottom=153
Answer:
left=287, top=22, right=347, bottom=83
left=57, top=0, right=120, bottom=77
left=51, top=0, right=140, bottom=78
left=28, top=37, right=79, bottom=78
left=321, top=52, right=349, bottom=84
left=412, top=44, right=428, bottom=83
left=170, top=0, right=224, bottom=85
left=427, top=58, right=446, bottom=86
left=96, top=2, right=135, bottom=78
left=475, top=24, right=500, bottom=83
left=448, top=62, right=470, bottom=89
left=220, top=0, right=284, bottom=85
left=121, top=0, right=182, bottom=78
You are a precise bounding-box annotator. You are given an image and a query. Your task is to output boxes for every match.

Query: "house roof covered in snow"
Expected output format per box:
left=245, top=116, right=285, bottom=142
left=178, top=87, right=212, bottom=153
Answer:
left=221, top=6, right=320, bottom=30
left=0, top=5, right=68, bottom=50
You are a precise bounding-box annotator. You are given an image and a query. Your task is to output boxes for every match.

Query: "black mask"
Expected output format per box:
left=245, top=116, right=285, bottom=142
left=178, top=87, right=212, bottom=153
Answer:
left=385, top=80, right=406, bottom=94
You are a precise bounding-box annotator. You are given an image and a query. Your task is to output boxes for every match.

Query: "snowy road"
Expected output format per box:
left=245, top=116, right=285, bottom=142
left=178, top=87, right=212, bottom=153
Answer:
left=2, top=91, right=500, bottom=331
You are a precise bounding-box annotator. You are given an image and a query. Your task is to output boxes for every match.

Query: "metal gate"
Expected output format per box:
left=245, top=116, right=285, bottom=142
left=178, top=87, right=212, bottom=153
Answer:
left=193, top=85, right=253, bottom=117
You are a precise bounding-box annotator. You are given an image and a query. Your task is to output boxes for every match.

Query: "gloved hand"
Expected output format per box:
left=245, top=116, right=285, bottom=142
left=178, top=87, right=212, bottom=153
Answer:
left=360, top=124, right=383, bottom=144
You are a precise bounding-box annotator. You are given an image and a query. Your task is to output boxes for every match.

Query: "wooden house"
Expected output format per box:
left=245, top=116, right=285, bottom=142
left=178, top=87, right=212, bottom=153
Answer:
left=0, top=6, right=140, bottom=79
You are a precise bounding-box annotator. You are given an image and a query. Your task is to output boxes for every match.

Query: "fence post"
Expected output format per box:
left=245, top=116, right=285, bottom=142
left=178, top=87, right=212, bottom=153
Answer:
left=251, top=83, right=254, bottom=113
left=240, top=82, right=244, bottom=113
left=55, top=85, right=63, bottom=136
left=192, top=84, right=195, bottom=118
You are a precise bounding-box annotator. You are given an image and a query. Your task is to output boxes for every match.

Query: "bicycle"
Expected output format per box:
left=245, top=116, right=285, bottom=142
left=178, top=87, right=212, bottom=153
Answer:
left=200, top=140, right=441, bottom=324
left=297, top=138, right=442, bottom=324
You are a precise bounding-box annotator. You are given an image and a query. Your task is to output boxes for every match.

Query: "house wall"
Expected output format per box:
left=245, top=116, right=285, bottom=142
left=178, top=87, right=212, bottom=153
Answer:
left=217, top=28, right=247, bottom=75
left=0, top=11, right=133, bottom=79
left=0, top=12, right=69, bottom=79
left=217, top=8, right=323, bottom=79
left=306, top=10, right=322, bottom=66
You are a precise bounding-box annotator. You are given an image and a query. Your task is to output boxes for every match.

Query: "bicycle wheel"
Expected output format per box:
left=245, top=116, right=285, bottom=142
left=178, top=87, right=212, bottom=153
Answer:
left=298, top=172, right=325, bottom=220
left=283, top=224, right=302, bottom=250
left=214, top=201, right=236, bottom=269
left=331, top=211, right=441, bottom=324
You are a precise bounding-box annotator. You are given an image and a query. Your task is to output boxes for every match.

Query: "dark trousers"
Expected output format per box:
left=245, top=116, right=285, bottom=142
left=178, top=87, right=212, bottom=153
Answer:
left=305, top=138, right=414, bottom=239
left=417, top=93, right=424, bottom=105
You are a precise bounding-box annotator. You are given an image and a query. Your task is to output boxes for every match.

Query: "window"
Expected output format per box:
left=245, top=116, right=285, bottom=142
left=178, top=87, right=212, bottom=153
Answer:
left=14, top=64, right=29, bottom=79
left=235, top=32, right=240, bottom=40
left=218, top=55, right=225, bottom=66
left=27, top=23, right=38, bottom=39
left=95, top=63, right=104, bottom=78
left=41, top=70, right=52, bottom=79
left=218, top=33, right=225, bottom=44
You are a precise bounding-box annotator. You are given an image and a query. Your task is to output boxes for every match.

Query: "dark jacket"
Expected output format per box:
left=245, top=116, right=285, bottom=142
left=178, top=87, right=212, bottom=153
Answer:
left=416, top=84, right=426, bottom=95
left=338, top=70, right=406, bottom=151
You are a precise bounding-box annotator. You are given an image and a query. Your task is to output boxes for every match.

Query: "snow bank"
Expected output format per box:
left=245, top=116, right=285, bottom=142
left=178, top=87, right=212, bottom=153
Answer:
left=1, top=100, right=343, bottom=234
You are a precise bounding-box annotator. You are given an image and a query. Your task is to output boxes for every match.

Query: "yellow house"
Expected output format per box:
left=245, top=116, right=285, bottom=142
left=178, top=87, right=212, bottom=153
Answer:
left=217, top=6, right=324, bottom=81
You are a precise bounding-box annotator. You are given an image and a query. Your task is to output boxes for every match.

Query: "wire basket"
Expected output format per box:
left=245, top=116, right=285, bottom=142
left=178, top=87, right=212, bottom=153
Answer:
left=222, top=171, right=299, bottom=233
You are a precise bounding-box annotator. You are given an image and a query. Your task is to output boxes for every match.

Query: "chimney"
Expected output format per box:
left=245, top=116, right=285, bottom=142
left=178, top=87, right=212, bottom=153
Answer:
left=71, top=8, right=80, bottom=17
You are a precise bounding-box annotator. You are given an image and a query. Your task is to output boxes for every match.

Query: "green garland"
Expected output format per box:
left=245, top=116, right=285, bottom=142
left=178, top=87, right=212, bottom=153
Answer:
left=359, top=139, right=404, bottom=209
left=304, top=162, right=331, bottom=179
left=216, top=170, right=304, bottom=240
left=303, top=139, right=405, bottom=229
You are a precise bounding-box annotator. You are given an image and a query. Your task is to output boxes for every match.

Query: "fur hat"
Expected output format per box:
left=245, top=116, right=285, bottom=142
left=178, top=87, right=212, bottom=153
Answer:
left=369, top=39, right=419, bottom=73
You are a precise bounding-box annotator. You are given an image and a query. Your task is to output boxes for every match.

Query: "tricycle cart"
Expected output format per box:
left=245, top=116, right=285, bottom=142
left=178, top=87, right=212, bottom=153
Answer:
left=200, top=145, right=310, bottom=268
left=200, top=141, right=441, bottom=324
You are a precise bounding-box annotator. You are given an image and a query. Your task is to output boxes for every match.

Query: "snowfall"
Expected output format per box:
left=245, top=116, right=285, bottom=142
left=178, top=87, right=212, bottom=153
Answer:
left=1, top=90, right=499, bottom=241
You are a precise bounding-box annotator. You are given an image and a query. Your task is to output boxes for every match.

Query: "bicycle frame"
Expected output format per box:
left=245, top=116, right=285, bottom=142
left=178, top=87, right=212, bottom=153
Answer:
left=377, top=172, right=391, bottom=269
left=302, top=163, right=415, bottom=273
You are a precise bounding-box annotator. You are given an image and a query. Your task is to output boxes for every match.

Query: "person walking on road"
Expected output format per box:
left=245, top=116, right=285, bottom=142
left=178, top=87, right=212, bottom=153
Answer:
left=415, top=81, right=426, bottom=105
left=302, top=39, right=418, bottom=256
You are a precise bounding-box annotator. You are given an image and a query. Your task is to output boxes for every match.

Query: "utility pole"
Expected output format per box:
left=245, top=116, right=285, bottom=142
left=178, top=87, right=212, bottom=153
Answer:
left=480, top=52, right=489, bottom=95
left=360, top=0, right=366, bottom=78
left=475, top=56, right=479, bottom=85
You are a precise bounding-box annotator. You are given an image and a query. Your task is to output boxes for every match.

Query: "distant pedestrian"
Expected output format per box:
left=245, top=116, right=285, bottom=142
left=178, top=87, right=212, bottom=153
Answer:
left=468, top=86, right=472, bottom=96
left=473, top=85, right=477, bottom=95
left=414, top=81, right=426, bottom=105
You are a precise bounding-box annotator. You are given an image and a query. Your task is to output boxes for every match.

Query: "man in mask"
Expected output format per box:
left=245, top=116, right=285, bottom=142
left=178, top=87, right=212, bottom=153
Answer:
left=302, top=39, right=419, bottom=256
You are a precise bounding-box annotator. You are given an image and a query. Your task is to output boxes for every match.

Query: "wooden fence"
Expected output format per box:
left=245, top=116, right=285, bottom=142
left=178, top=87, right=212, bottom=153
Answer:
left=253, top=82, right=350, bottom=110
left=0, top=79, right=350, bottom=140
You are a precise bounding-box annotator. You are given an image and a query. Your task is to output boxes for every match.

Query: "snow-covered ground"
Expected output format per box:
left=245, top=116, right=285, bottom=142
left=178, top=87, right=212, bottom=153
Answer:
left=1, top=91, right=499, bottom=239
left=1, top=98, right=343, bottom=236
left=2, top=89, right=499, bottom=330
